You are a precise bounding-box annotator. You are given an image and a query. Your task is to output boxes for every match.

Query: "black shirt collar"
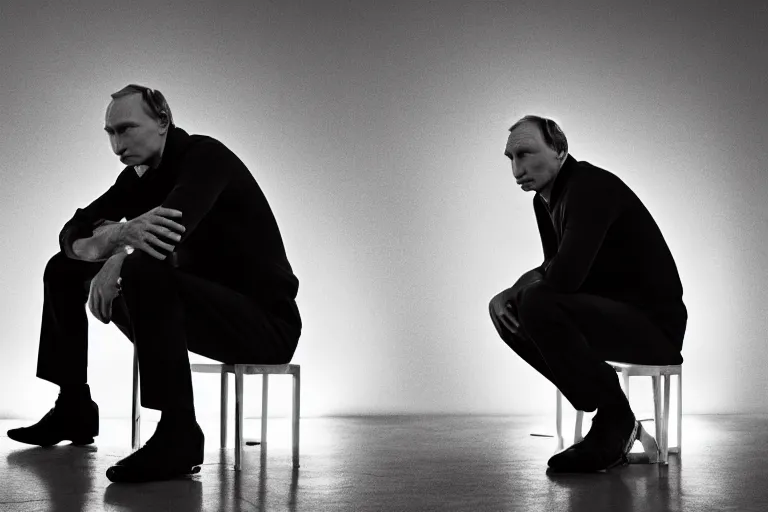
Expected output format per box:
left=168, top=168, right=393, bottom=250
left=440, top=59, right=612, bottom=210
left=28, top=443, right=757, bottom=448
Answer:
left=132, top=125, right=189, bottom=178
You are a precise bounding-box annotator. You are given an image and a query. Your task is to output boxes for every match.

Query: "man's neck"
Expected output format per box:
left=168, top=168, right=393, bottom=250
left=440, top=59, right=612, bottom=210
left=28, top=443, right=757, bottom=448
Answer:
left=539, top=155, right=567, bottom=205
left=147, top=132, right=169, bottom=170
left=538, top=183, right=553, bottom=205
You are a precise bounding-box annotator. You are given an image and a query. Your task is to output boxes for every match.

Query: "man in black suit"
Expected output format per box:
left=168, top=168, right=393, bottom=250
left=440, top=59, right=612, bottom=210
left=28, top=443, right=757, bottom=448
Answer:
left=8, top=84, right=302, bottom=483
left=489, top=115, right=686, bottom=472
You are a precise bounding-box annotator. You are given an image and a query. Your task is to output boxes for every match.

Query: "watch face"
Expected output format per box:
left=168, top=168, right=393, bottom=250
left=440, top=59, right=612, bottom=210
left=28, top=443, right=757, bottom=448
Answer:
left=125, top=245, right=135, bottom=255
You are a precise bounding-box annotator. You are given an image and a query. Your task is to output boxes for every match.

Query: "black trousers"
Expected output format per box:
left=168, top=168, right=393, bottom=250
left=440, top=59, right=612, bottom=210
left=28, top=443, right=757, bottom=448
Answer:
left=37, top=251, right=301, bottom=411
left=490, top=271, right=683, bottom=413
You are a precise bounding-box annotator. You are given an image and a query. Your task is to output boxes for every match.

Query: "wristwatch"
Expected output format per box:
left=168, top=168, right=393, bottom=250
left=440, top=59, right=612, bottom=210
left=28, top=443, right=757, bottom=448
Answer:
left=115, top=245, right=133, bottom=294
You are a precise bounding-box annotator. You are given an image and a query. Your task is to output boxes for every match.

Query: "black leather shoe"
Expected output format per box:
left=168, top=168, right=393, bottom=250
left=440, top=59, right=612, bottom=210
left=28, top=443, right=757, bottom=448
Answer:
left=106, top=419, right=204, bottom=483
left=547, top=408, right=640, bottom=473
left=7, top=391, right=99, bottom=447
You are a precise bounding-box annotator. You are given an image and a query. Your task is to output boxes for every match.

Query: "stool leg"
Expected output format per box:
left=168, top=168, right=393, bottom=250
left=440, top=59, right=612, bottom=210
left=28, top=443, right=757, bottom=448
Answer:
left=292, top=368, right=301, bottom=468
left=555, top=389, right=564, bottom=452
left=574, top=410, right=584, bottom=443
left=131, top=346, right=141, bottom=452
left=652, top=376, right=662, bottom=463
left=221, top=370, right=229, bottom=449
left=261, top=374, right=269, bottom=448
left=622, top=371, right=630, bottom=399
left=234, top=365, right=244, bottom=471
left=662, top=374, right=671, bottom=464
left=677, top=371, right=683, bottom=456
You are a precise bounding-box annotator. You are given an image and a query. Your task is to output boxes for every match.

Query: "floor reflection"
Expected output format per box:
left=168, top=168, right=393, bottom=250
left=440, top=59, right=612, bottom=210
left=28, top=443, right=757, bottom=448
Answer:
left=103, top=478, right=203, bottom=511
left=217, top=448, right=299, bottom=511
left=1, top=416, right=766, bottom=512
left=546, top=460, right=682, bottom=512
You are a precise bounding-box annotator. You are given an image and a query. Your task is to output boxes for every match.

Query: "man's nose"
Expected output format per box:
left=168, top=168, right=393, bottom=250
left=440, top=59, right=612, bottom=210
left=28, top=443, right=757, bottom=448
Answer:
left=112, top=138, right=125, bottom=156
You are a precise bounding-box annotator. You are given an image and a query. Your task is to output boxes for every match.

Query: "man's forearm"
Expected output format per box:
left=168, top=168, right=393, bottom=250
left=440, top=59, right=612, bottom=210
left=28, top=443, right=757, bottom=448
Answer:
left=71, top=223, right=125, bottom=262
left=513, top=268, right=544, bottom=291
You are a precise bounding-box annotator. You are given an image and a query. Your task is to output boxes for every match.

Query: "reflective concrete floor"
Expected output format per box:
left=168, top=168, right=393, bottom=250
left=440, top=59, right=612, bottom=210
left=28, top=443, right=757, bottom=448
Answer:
left=1, top=414, right=767, bottom=511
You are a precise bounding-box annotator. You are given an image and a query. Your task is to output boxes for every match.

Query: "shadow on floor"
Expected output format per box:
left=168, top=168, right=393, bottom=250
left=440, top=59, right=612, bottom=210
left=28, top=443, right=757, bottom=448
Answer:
left=6, top=444, right=98, bottom=512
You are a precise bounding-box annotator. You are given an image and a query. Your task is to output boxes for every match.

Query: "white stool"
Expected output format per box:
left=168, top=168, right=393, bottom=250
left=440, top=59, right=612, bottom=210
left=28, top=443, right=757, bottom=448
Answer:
left=131, top=346, right=301, bottom=470
left=555, top=361, right=682, bottom=464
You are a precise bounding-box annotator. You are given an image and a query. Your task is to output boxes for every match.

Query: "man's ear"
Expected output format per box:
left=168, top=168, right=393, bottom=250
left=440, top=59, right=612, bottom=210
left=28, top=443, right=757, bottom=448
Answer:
left=158, top=112, right=170, bottom=134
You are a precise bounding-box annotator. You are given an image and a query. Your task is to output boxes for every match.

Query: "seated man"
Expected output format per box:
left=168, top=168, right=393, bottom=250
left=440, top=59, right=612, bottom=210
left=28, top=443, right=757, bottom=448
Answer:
left=8, top=84, right=302, bottom=483
left=489, top=115, right=686, bottom=473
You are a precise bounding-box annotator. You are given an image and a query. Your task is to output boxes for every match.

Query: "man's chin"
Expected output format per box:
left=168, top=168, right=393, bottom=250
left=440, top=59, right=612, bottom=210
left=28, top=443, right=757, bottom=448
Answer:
left=120, top=156, right=143, bottom=165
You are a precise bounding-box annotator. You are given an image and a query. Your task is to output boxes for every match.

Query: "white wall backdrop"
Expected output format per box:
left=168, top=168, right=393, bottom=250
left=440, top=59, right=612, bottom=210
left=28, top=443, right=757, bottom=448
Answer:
left=1, top=0, right=766, bottom=419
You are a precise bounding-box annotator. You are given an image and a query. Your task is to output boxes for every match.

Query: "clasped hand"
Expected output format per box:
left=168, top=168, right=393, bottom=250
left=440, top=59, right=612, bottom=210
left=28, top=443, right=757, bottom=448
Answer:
left=490, top=288, right=522, bottom=334
left=489, top=269, right=544, bottom=334
left=88, top=207, right=185, bottom=323
left=88, top=255, right=123, bottom=323
left=119, top=206, right=185, bottom=260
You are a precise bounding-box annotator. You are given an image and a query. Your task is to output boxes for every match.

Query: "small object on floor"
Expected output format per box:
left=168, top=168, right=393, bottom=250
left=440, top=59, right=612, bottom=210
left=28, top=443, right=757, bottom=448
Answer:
left=530, top=433, right=554, bottom=438
left=106, top=464, right=201, bottom=483
left=245, top=441, right=261, bottom=446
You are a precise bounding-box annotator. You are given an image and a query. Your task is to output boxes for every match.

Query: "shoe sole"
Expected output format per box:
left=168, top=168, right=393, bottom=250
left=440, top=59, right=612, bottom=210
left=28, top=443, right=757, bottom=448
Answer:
left=106, top=464, right=201, bottom=483
left=7, top=434, right=97, bottom=447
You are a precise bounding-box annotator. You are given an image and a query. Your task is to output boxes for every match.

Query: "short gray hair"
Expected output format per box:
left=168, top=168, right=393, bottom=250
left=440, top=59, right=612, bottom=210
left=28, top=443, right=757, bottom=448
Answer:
left=509, top=115, right=567, bottom=156
left=111, top=84, right=174, bottom=127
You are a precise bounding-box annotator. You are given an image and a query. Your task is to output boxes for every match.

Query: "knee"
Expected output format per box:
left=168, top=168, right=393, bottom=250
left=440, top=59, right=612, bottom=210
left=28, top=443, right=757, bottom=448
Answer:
left=488, top=292, right=507, bottom=323
left=120, top=251, right=171, bottom=287
left=43, top=252, right=75, bottom=284
left=488, top=298, right=501, bottom=332
left=489, top=287, right=516, bottom=309
left=488, top=291, right=517, bottom=337
left=516, top=282, right=556, bottom=330
left=488, top=296, right=499, bottom=318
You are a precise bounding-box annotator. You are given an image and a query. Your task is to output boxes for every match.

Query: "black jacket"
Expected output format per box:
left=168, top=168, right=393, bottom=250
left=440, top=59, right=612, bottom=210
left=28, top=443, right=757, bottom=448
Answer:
left=59, top=126, right=299, bottom=307
left=533, top=154, right=687, bottom=350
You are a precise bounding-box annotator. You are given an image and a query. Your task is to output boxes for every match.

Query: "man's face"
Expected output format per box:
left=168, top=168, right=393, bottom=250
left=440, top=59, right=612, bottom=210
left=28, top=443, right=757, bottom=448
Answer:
left=504, top=122, right=563, bottom=194
left=104, top=93, right=167, bottom=167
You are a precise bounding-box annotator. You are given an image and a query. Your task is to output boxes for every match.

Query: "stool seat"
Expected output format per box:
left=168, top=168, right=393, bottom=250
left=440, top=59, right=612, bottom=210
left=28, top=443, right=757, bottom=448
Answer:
left=190, top=363, right=299, bottom=375
left=605, top=361, right=681, bottom=377
left=555, top=360, right=682, bottom=465
left=131, top=347, right=301, bottom=470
